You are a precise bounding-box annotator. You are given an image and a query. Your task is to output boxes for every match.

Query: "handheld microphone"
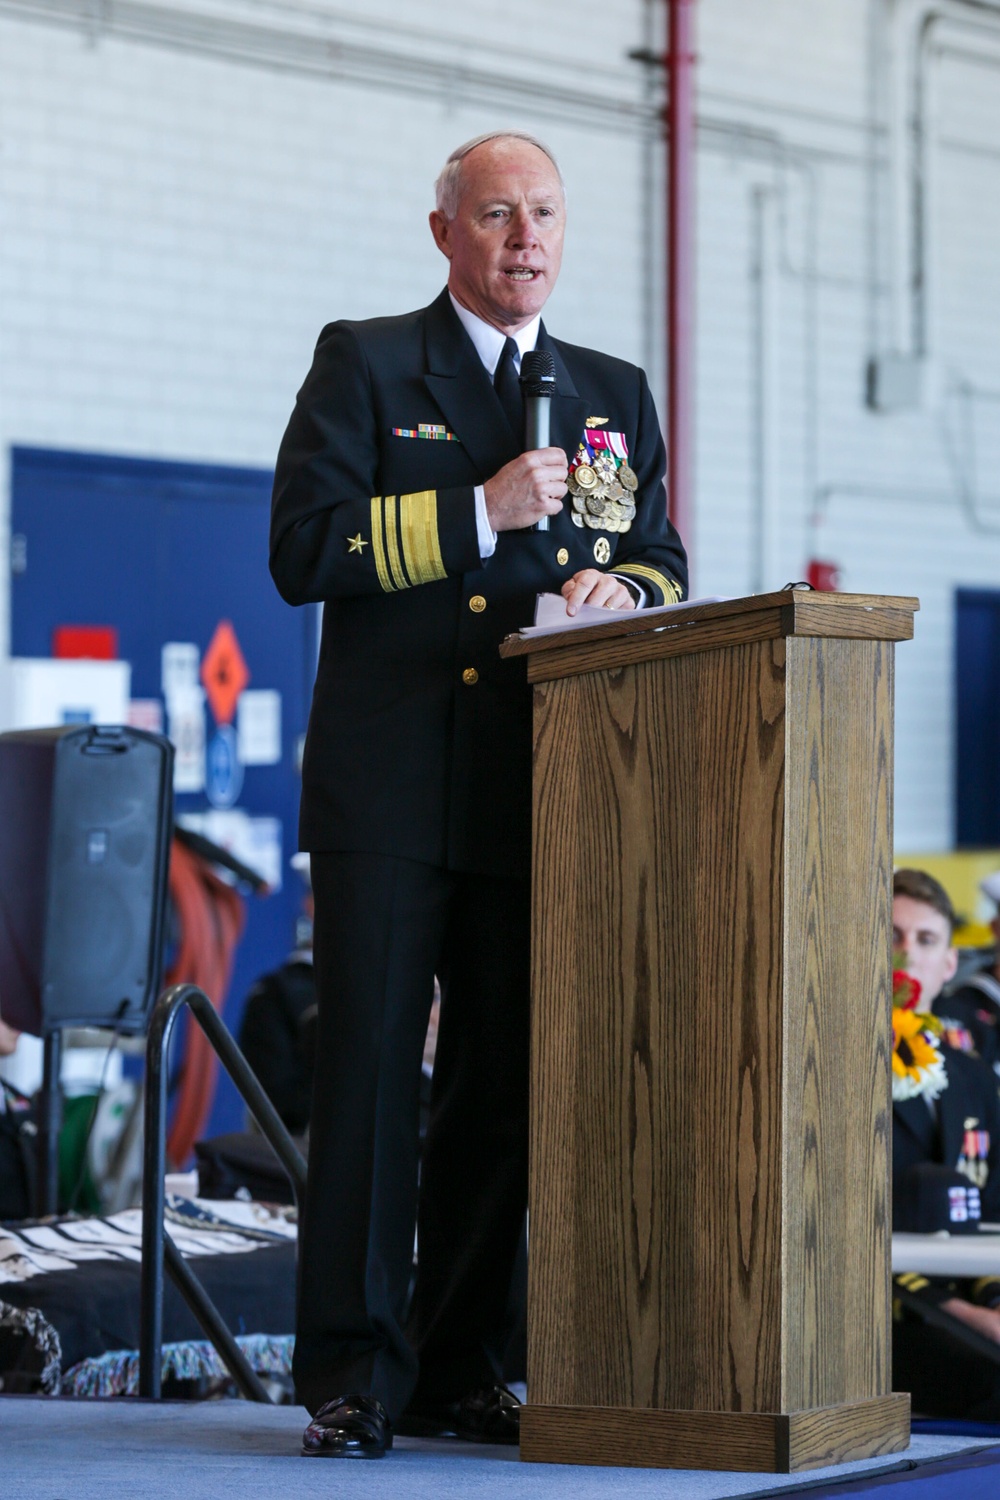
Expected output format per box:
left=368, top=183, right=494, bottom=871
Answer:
left=520, top=349, right=557, bottom=532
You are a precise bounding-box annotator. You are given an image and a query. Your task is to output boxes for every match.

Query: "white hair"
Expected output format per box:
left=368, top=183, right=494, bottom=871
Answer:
left=434, top=131, right=565, bottom=220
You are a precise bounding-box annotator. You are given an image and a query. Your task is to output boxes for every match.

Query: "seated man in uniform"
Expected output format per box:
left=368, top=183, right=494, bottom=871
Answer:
left=932, top=870, right=1000, bottom=1076
left=892, top=868, right=1000, bottom=1418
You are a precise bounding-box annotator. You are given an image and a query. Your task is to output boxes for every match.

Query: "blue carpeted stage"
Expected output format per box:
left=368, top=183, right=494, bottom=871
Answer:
left=2, top=1398, right=999, bottom=1500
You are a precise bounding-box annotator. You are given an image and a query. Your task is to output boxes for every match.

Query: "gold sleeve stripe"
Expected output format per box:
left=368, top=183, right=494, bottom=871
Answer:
left=383, top=495, right=409, bottom=591
left=896, top=1272, right=930, bottom=1293
left=400, top=490, right=447, bottom=585
left=369, top=493, right=445, bottom=591
left=973, top=1276, right=1000, bottom=1301
left=616, top=563, right=683, bottom=603
left=370, top=496, right=395, bottom=593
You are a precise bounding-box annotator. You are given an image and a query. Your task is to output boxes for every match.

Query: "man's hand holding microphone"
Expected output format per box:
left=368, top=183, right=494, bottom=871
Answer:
left=482, top=344, right=637, bottom=617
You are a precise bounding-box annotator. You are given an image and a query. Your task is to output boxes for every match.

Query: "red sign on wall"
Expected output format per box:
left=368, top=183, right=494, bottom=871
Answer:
left=52, top=625, right=119, bottom=660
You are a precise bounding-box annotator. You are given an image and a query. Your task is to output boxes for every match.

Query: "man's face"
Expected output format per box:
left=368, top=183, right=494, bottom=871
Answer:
left=893, top=894, right=958, bottom=1006
left=429, top=139, right=565, bottom=334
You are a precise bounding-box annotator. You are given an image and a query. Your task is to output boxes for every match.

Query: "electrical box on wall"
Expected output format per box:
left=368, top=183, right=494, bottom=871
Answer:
left=866, top=353, right=923, bottom=413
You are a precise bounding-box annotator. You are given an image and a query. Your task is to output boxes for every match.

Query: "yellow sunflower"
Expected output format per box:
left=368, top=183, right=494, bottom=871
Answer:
left=891, top=1008, right=948, bottom=1102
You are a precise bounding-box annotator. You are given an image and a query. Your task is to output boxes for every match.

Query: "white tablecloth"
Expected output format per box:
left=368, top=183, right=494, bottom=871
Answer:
left=892, top=1229, right=1000, bottom=1277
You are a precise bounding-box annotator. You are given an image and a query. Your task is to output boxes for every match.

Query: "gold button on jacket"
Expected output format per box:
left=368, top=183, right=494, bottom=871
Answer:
left=462, top=667, right=479, bottom=685
left=469, top=595, right=486, bottom=612
left=556, top=548, right=569, bottom=566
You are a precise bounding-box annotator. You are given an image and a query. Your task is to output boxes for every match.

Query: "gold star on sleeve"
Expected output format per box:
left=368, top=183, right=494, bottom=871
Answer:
left=347, top=533, right=368, bottom=554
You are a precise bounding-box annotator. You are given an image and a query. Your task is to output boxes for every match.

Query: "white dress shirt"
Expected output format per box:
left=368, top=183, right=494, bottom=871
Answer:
left=449, top=293, right=539, bottom=560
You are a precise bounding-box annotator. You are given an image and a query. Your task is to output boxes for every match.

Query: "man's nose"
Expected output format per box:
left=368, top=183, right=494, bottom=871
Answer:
left=507, top=205, right=537, bottom=245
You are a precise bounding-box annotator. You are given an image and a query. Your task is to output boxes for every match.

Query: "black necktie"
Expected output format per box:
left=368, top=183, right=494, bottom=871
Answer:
left=493, top=336, right=522, bottom=442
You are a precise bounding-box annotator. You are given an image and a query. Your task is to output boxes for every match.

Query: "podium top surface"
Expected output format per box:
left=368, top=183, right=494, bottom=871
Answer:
left=500, top=589, right=919, bottom=682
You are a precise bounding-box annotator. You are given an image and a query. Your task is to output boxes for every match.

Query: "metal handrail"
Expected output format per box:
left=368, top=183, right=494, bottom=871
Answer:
left=139, top=983, right=308, bottom=1399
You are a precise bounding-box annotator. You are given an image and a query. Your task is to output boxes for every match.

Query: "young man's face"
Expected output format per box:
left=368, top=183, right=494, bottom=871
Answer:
left=893, top=894, right=958, bottom=1006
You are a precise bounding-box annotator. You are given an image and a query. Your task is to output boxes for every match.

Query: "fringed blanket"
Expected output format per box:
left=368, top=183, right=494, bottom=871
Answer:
left=62, top=1332, right=294, bottom=1397
left=0, top=1197, right=296, bottom=1394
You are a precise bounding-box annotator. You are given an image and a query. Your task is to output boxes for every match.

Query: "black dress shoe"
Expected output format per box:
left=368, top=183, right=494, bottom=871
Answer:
left=301, top=1394, right=392, bottom=1458
left=396, top=1382, right=520, bottom=1444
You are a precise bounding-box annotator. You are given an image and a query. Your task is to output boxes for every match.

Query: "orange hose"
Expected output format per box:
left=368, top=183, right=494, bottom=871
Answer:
left=163, top=838, right=245, bottom=1167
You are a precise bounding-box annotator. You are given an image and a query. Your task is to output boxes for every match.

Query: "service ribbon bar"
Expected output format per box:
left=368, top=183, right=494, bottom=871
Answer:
left=391, top=424, right=460, bottom=441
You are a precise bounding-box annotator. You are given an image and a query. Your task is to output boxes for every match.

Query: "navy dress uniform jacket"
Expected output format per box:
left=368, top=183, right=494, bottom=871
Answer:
left=270, top=288, right=688, bottom=880
left=893, top=1044, right=1000, bottom=1225
left=892, top=1044, right=1000, bottom=1420
left=934, top=974, right=1000, bottom=1074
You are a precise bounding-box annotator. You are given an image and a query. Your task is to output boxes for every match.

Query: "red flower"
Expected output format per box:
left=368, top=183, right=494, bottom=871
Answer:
left=893, top=969, right=922, bottom=1011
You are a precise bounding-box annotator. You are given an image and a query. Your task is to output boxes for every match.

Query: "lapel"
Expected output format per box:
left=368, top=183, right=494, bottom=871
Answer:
left=538, top=326, right=589, bottom=467
left=422, top=297, right=592, bottom=486
left=423, top=291, right=518, bottom=477
left=894, top=1094, right=940, bottom=1155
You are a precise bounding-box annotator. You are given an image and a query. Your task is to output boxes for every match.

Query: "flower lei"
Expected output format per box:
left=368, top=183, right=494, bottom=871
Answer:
left=891, top=966, right=948, bottom=1103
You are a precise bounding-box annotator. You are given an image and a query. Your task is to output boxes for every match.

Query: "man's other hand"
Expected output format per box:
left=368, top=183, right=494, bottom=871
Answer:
left=561, top=569, right=637, bottom=617
left=0, top=1018, right=21, bottom=1057
left=484, top=449, right=568, bottom=532
left=941, top=1297, right=1000, bottom=1343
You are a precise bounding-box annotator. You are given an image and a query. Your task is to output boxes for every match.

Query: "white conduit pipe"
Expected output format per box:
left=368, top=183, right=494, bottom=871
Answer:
left=750, top=186, right=782, bottom=595
left=886, top=0, right=1000, bottom=356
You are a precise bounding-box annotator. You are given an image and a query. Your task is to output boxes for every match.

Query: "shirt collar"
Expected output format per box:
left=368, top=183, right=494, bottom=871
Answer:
left=448, top=291, right=540, bottom=377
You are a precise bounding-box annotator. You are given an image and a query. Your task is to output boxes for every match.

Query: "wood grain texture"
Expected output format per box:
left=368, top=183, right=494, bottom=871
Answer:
left=527, top=619, right=901, bottom=1439
left=519, top=1394, right=911, bottom=1473
left=786, top=599, right=917, bottom=642
left=501, top=592, right=918, bottom=685
left=785, top=1393, right=910, bottom=1472
left=781, top=639, right=895, bottom=1409
left=529, top=641, right=788, bottom=1412
left=522, top=607, right=786, bottom=683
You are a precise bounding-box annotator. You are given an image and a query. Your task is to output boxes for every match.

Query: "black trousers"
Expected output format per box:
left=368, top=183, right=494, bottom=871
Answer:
left=292, top=851, right=530, bottom=1421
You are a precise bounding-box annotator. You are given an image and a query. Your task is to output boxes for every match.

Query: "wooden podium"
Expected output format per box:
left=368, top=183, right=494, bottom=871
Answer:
left=500, top=590, right=917, bottom=1473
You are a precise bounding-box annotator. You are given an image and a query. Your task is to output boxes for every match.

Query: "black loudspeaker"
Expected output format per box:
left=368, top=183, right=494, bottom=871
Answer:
left=0, top=725, right=174, bottom=1037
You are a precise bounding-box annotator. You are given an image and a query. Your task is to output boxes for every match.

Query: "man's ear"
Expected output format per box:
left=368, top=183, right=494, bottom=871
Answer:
left=429, top=210, right=452, bottom=260
left=944, top=945, right=960, bottom=985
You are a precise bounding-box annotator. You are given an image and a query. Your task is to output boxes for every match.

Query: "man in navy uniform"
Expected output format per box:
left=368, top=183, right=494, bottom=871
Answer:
left=270, top=130, right=687, bottom=1458
left=932, top=870, right=1000, bottom=1075
left=892, top=869, right=1000, bottom=1419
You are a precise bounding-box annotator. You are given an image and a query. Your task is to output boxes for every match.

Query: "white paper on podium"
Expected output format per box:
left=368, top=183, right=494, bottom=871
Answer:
left=521, top=592, right=731, bottom=638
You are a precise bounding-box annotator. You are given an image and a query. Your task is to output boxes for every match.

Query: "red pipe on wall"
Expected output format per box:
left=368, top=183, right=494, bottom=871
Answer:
left=666, top=0, right=697, bottom=557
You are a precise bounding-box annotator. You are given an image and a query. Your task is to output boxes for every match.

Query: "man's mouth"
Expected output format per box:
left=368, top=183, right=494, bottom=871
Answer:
left=504, top=268, right=540, bottom=282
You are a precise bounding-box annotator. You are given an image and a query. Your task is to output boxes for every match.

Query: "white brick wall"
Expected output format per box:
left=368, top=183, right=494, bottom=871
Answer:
left=2, top=0, right=1000, bottom=850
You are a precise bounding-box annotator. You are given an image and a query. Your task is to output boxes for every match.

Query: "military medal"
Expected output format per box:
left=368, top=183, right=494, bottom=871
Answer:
left=565, top=426, right=636, bottom=538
